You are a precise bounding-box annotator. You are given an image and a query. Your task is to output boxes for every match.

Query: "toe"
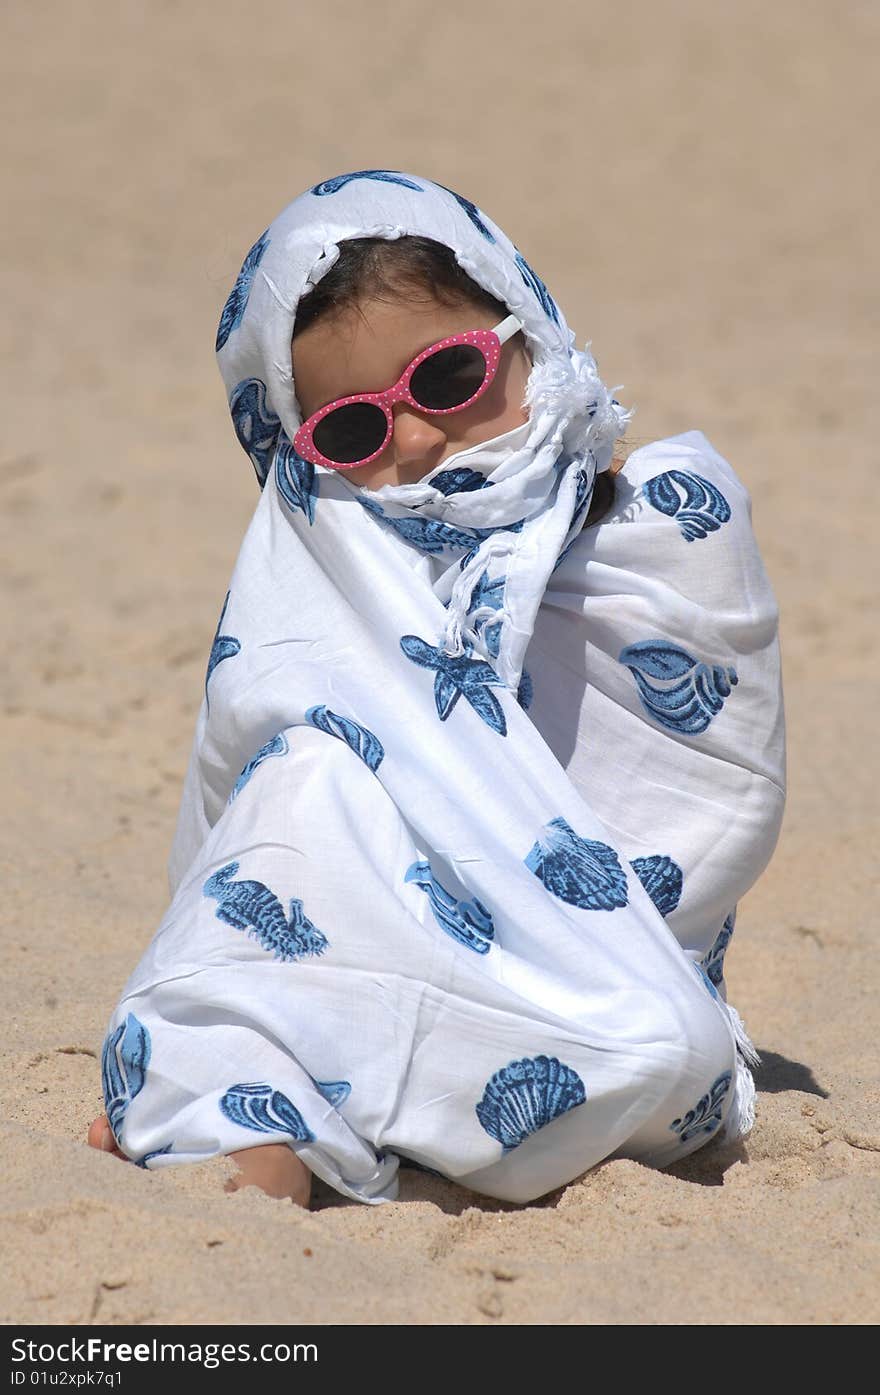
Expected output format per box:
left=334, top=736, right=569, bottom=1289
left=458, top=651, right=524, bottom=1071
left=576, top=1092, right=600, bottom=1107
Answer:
left=87, top=1114, right=117, bottom=1153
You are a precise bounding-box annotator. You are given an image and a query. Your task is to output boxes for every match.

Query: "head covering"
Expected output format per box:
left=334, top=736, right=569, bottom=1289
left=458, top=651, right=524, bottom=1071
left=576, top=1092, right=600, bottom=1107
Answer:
left=215, top=170, right=630, bottom=690
left=100, top=172, right=785, bottom=1206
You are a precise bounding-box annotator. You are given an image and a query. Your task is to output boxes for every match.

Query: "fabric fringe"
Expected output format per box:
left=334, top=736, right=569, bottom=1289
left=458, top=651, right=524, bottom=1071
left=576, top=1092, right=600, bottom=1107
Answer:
left=726, top=1000, right=761, bottom=1068
left=523, top=345, right=634, bottom=466
left=441, top=534, right=518, bottom=658
left=720, top=999, right=761, bottom=1141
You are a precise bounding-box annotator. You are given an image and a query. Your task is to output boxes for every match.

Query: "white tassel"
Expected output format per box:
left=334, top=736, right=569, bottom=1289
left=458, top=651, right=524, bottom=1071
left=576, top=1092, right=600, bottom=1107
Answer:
left=719, top=999, right=760, bottom=1141
left=721, top=1052, right=757, bottom=1141
left=726, top=1001, right=761, bottom=1068
left=441, top=535, right=516, bottom=658
left=524, top=344, right=634, bottom=464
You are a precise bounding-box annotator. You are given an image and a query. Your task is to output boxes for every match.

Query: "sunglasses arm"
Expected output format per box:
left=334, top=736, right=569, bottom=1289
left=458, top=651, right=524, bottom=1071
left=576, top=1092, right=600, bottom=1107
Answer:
left=495, top=313, right=524, bottom=345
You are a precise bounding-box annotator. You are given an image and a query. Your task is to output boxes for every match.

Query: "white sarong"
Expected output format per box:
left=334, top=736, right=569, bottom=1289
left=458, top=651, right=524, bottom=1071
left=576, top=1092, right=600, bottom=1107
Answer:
left=100, top=172, right=785, bottom=1204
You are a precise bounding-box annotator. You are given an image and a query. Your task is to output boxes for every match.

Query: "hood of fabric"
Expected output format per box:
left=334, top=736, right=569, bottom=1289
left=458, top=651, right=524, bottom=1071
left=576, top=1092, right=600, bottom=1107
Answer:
left=216, top=169, right=628, bottom=488
left=214, top=169, right=632, bottom=686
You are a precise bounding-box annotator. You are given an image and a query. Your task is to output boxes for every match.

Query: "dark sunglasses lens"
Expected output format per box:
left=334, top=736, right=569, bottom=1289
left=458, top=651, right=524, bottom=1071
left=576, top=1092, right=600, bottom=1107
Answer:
left=312, top=402, right=388, bottom=464
left=409, top=344, right=487, bottom=410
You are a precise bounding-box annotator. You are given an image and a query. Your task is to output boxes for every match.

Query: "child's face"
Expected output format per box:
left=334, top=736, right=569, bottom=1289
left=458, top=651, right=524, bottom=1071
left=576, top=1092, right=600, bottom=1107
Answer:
left=291, top=295, right=533, bottom=488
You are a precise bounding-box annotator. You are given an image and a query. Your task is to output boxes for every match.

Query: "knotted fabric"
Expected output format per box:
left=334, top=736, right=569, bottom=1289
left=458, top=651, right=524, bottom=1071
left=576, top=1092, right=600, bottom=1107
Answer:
left=101, top=172, right=785, bottom=1204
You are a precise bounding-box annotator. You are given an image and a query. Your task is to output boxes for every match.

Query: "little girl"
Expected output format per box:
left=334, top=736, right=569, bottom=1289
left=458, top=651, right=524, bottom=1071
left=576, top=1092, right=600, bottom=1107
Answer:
left=89, top=170, right=785, bottom=1209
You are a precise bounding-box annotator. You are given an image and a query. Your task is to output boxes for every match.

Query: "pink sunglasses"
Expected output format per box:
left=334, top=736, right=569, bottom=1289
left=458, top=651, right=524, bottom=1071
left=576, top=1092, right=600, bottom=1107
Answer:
left=293, top=313, right=524, bottom=470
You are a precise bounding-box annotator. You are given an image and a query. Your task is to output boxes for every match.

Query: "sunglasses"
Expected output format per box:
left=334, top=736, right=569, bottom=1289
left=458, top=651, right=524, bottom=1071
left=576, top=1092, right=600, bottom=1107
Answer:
left=293, top=313, right=524, bottom=470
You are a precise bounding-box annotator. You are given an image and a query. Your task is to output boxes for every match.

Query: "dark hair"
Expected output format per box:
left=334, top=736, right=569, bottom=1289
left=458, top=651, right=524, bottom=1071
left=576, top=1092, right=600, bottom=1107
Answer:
left=292, top=235, right=509, bottom=337
left=294, top=235, right=617, bottom=525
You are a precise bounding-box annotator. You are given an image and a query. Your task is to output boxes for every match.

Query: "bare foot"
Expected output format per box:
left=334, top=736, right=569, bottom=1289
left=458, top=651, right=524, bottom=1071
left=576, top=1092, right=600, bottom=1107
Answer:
left=86, top=1114, right=312, bottom=1207
left=225, top=1143, right=312, bottom=1206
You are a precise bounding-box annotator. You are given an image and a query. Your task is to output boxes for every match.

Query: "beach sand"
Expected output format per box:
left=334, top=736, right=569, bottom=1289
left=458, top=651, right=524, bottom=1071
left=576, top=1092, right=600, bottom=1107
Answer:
left=2, top=0, right=877, bottom=1324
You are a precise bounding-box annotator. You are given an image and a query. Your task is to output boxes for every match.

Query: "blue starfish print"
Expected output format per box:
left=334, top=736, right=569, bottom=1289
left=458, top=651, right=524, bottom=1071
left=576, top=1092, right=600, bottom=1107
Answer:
left=400, top=634, right=508, bottom=735
left=205, top=590, right=241, bottom=709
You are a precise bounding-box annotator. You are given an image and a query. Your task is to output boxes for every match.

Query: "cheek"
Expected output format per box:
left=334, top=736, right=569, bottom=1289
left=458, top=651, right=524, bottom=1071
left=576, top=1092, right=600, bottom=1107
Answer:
left=448, top=360, right=530, bottom=440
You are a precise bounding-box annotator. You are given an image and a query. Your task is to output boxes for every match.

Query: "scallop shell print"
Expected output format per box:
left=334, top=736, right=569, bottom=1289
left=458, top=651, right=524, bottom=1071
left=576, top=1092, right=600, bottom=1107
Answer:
left=670, top=1071, right=732, bottom=1144
left=476, top=1055, right=586, bottom=1152
left=215, top=229, right=269, bottom=352
left=305, top=706, right=385, bottom=772
left=643, top=470, right=731, bottom=542
left=525, top=816, right=628, bottom=911
left=229, top=732, right=290, bottom=802
left=630, top=854, right=683, bottom=917
left=229, top=377, right=281, bottom=486
left=219, top=1083, right=314, bottom=1142
left=101, top=1014, right=151, bottom=1142
left=404, top=859, right=496, bottom=955
left=203, top=862, right=329, bottom=960
left=619, top=640, right=738, bottom=735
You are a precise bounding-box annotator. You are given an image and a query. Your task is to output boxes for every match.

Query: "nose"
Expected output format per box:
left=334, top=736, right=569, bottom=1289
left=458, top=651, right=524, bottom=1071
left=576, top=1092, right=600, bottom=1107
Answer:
left=389, top=403, right=447, bottom=467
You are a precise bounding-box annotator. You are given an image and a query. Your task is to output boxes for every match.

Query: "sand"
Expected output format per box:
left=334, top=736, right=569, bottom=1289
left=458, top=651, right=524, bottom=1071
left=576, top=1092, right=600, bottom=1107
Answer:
left=2, top=0, right=877, bottom=1325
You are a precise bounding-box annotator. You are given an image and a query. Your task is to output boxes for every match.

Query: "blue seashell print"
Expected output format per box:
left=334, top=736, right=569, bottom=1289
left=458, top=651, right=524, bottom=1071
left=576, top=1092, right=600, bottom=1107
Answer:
left=134, top=1143, right=174, bottom=1169
left=430, top=181, right=497, bottom=242
left=525, top=816, right=628, bottom=911
left=643, top=470, right=731, bottom=542
left=429, top=466, right=493, bottom=495
left=404, top=859, right=496, bottom=955
left=701, top=910, right=736, bottom=987
left=305, top=705, right=384, bottom=772
left=670, top=1071, right=732, bottom=1144
left=514, top=250, right=561, bottom=325
left=219, top=1083, right=315, bottom=1142
left=630, top=854, right=683, bottom=917
left=205, top=590, right=241, bottom=710
left=619, top=640, right=738, bottom=735
left=517, top=668, right=534, bottom=710
left=275, top=436, right=319, bottom=523
left=313, top=1080, right=351, bottom=1108
left=101, top=1014, right=151, bottom=1142
left=400, top=633, right=508, bottom=735
left=311, top=170, right=423, bottom=195
left=552, top=461, right=597, bottom=571
left=229, top=378, right=282, bottom=486
left=571, top=466, right=594, bottom=524
left=693, top=961, right=720, bottom=1000
left=476, top=1055, right=586, bottom=1152
left=229, top=733, right=290, bottom=802
left=357, top=493, right=485, bottom=555
left=203, top=862, right=329, bottom=961
left=216, top=230, right=270, bottom=352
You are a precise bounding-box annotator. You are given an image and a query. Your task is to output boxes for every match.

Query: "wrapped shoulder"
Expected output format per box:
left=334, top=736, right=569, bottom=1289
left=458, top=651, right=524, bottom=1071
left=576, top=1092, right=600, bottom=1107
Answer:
left=622, top=431, right=751, bottom=544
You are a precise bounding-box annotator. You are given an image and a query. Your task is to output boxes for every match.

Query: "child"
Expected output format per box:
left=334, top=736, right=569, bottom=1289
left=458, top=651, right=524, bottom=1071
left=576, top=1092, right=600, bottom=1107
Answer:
left=89, top=171, right=785, bottom=1208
